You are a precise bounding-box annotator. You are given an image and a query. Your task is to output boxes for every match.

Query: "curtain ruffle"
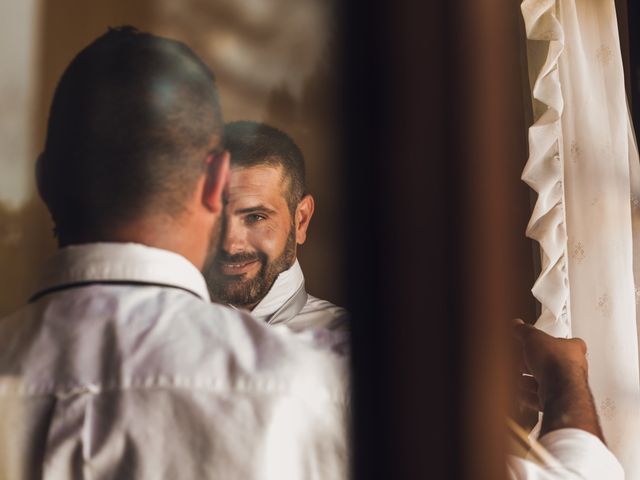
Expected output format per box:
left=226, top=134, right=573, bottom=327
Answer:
left=521, top=0, right=570, bottom=337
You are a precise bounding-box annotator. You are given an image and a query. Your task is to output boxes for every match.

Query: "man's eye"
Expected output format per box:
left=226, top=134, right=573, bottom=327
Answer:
left=246, top=214, right=266, bottom=224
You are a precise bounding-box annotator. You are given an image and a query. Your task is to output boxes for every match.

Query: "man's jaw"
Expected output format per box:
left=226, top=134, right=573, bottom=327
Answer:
left=211, top=270, right=266, bottom=311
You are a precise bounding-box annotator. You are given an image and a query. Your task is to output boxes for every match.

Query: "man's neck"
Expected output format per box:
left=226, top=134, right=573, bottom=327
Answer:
left=64, top=213, right=214, bottom=270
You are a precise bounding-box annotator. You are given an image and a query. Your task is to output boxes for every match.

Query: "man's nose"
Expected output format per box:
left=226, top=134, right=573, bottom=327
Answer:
left=221, top=217, right=248, bottom=255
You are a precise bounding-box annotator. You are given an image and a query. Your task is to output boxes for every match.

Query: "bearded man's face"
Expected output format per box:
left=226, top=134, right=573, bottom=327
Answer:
left=204, top=164, right=298, bottom=310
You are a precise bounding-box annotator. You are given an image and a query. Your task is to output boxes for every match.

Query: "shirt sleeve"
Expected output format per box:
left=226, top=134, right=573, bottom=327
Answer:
left=507, top=428, right=624, bottom=480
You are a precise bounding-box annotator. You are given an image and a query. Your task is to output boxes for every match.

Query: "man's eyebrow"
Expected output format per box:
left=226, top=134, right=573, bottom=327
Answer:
left=234, top=206, right=277, bottom=215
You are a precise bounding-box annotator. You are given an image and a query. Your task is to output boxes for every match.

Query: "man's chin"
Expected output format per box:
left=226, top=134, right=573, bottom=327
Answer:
left=220, top=281, right=253, bottom=295
left=212, top=278, right=256, bottom=296
left=211, top=283, right=262, bottom=309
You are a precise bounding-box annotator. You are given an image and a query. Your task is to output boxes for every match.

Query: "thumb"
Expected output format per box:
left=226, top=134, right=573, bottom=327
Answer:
left=512, top=318, right=531, bottom=343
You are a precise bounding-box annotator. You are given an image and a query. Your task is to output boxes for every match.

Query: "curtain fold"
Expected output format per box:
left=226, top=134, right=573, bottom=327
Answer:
left=522, top=0, right=640, bottom=477
left=521, top=0, right=570, bottom=337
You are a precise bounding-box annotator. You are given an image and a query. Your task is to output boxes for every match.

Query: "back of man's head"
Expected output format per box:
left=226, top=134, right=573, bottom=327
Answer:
left=224, top=121, right=306, bottom=212
left=39, top=26, right=223, bottom=246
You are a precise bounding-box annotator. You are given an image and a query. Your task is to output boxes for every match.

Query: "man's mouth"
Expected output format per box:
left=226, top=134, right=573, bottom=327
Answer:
left=217, top=259, right=260, bottom=276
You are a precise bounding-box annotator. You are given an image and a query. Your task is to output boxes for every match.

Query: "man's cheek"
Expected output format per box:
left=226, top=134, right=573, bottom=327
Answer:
left=253, top=235, right=281, bottom=259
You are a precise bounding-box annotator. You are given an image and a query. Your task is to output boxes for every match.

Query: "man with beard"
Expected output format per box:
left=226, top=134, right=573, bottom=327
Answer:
left=204, top=121, right=348, bottom=336
left=0, top=27, right=347, bottom=479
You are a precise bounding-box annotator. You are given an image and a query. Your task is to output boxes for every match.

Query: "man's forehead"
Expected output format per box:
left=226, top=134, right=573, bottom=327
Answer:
left=229, top=164, right=286, bottom=188
left=227, top=164, right=288, bottom=204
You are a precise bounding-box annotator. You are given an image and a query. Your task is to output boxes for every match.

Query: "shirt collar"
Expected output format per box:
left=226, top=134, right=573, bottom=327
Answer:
left=250, top=259, right=305, bottom=320
left=33, top=242, right=211, bottom=301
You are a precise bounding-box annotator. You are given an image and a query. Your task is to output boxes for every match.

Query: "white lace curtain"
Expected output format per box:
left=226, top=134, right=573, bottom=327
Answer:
left=521, top=0, right=640, bottom=477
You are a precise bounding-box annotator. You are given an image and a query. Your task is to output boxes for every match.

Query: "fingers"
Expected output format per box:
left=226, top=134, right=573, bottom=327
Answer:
left=567, top=337, right=587, bottom=355
left=517, top=373, right=541, bottom=409
left=512, top=318, right=585, bottom=353
left=519, top=374, right=538, bottom=393
left=512, top=319, right=532, bottom=374
left=518, top=359, right=531, bottom=376
left=518, top=390, right=542, bottom=411
left=512, top=319, right=540, bottom=343
left=511, top=318, right=589, bottom=378
left=517, top=370, right=541, bottom=411
left=511, top=318, right=591, bottom=416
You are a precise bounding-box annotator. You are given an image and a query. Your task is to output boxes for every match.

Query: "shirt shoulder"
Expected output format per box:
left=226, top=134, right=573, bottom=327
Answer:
left=0, top=291, right=350, bottom=480
left=290, top=294, right=350, bottom=333
left=283, top=295, right=350, bottom=355
left=0, top=285, right=347, bottom=404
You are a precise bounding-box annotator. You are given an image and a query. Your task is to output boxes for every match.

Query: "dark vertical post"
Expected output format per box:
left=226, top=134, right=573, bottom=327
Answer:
left=625, top=0, right=640, bottom=135
left=453, top=1, right=531, bottom=477
left=341, top=1, right=459, bottom=478
left=342, top=1, right=531, bottom=478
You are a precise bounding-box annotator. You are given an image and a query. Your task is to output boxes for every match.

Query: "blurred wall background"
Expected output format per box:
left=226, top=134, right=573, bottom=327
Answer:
left=0, top=0, right=344, bottom=316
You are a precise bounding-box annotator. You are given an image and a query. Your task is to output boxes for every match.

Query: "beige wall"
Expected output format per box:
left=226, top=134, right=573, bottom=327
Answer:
left=0, top=0, right=53, bottom=317
left=0, top=0, right=344, bottom=316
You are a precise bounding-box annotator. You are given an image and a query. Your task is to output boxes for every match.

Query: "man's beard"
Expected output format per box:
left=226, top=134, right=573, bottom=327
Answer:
left=204, top=226, right=297, bottom=310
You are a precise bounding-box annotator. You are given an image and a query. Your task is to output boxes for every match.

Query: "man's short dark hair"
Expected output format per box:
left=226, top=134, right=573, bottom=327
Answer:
left=224, top=121, right=306, bottom=212
left=38, top=26, right=223, bottom=245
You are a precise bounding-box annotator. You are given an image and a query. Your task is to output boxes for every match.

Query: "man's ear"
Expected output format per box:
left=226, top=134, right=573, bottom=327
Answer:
left=203, top=150, right=230, bottom=214
left=295, top=194, right=315, bottom=245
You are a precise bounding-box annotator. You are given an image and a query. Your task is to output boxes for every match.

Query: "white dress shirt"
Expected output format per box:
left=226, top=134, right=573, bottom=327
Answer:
left=244, top=260, right=349, bottom=352
left=508, top=429, right=624, bottom=479
left=0, top=243, right=348, bottom=480
left=250, top=260, right=349, bottom=332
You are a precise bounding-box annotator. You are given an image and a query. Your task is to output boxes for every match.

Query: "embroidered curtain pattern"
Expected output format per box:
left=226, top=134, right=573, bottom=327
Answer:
left=521, top=0, right=640, bottom=476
